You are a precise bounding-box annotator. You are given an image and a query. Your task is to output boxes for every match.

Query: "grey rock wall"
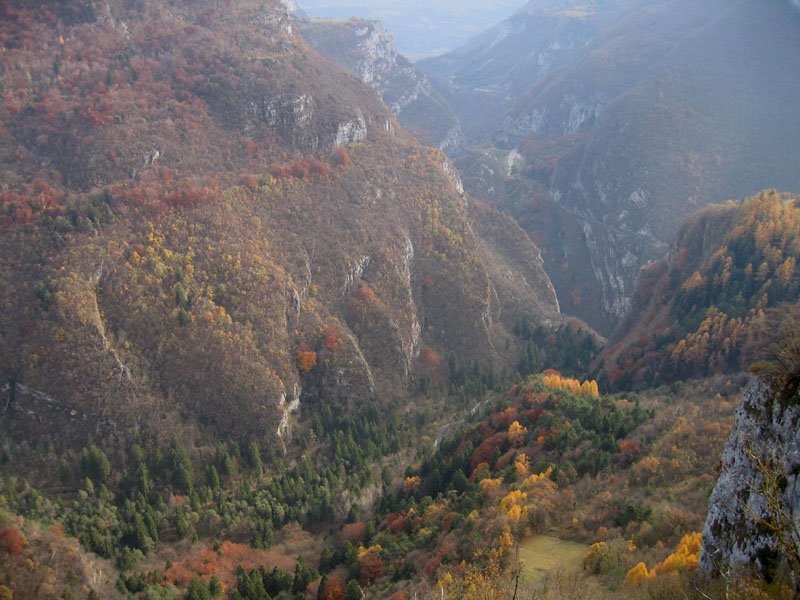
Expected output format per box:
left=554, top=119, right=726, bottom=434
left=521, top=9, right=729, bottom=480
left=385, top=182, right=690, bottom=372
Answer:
left=298, top=19, right=463, bottom=152
left=700, top=378, right=800, bottom=577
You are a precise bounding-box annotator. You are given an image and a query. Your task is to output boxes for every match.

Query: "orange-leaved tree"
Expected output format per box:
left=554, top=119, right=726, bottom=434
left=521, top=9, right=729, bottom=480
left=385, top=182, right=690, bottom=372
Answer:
left=330, top=147, right=350, bottom=167
left=508, top=421, right=528, bottom=446
left=322, top=324, right=339, bottom=350
left=296, top=345, right=318, bottom=373
left=0, top=527, right=26, bottom=556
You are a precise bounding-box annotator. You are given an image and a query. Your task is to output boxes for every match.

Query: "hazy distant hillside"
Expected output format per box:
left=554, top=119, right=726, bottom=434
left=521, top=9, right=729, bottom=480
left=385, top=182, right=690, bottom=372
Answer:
left=420, top=0, right=800, bottom=332
left=419, top=0, right=634, bottom=145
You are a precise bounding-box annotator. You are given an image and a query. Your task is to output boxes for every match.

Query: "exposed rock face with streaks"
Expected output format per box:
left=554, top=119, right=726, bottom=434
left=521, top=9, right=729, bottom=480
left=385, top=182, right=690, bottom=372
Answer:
left=701, top=378, right=800, bottom=577
left=298, top=18, right=464, bottom=153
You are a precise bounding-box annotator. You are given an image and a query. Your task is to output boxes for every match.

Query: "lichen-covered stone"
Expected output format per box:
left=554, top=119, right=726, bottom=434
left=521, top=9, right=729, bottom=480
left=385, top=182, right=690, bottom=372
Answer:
left=700, top=378, right=800, bottom=576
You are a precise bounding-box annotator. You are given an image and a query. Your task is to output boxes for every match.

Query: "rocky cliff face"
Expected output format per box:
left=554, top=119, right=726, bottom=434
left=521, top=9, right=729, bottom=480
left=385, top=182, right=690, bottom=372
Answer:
left=298, top=18, right=464, bottom=153
left=700, top=378, right=800, bottom=578
left=280, top=0, right=299, bottom=15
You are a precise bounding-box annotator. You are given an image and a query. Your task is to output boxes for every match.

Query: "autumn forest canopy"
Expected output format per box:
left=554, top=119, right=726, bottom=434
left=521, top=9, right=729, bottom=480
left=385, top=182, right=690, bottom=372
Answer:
left=0, top=1, right=799, bottom=599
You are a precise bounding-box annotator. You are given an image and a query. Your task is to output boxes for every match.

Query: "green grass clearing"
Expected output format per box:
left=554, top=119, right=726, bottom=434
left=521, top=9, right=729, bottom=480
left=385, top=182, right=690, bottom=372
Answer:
left=518, top=535, right=589, bottom=583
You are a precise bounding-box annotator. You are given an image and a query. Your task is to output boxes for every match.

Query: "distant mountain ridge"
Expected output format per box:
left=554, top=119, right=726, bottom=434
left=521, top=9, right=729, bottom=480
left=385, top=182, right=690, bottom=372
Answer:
left=417, top=0, right=800, bottom=333
left=418, top=0, right=634, bottom=146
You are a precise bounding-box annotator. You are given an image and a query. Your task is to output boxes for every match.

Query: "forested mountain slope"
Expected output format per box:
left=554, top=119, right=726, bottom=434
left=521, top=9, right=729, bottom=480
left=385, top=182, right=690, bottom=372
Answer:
left=595, top=190, right=800, bottom=390
left=0, top=0, right=561, bottom=460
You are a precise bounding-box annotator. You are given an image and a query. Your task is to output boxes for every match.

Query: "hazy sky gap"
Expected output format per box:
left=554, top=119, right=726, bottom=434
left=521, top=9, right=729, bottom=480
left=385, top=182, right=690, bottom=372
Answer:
left=297, top=0, right=528, bottom=58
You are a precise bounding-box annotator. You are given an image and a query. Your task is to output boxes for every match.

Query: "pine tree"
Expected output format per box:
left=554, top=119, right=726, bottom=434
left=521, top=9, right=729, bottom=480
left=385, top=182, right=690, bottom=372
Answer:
left=343, top=580, right=361, bottom=600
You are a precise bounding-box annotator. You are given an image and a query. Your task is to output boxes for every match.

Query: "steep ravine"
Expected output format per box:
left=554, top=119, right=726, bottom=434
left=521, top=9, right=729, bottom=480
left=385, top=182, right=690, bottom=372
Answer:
left=418, top=0, right=800, bottom=333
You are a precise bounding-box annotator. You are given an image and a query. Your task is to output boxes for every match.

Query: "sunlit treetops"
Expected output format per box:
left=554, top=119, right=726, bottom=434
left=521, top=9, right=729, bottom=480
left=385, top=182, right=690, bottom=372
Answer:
left=602, top=190, right=800, bottom=390
left=623, top=532, right=702, bottom=586
left=541, top=370, right=599, bottom=398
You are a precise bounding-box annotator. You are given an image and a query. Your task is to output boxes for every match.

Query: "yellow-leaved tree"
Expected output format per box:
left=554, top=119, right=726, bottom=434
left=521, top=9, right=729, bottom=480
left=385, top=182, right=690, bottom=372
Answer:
left=508, top=421, right=528, bottom=445
left=624, top=532, right=702, bottom=586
